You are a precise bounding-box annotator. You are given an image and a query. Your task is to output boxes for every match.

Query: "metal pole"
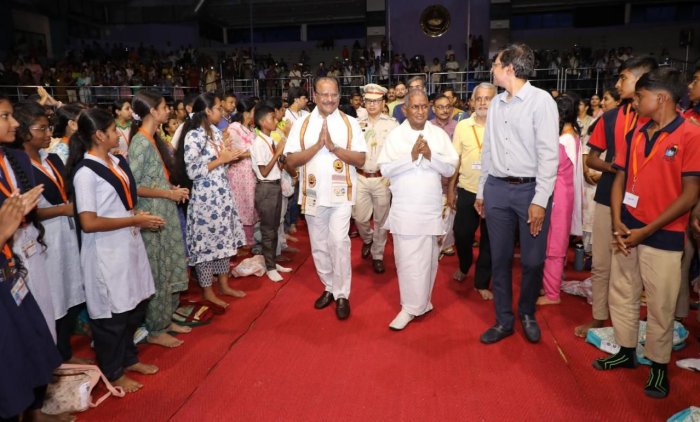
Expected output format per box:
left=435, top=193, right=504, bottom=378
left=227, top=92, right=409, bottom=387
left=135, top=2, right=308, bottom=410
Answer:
left=386, top=0, right=391, bottom=60
left=466, top=0, right=471, bottom=98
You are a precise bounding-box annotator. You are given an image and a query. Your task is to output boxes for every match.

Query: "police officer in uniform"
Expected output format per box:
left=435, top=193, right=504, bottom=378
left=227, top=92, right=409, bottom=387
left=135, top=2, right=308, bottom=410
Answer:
left=353, top=83, right=399, bottom=273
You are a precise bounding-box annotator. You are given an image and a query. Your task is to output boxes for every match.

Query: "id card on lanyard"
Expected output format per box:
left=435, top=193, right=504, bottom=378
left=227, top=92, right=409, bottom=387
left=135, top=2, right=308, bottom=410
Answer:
left=11, top=273, right=29, bottom=306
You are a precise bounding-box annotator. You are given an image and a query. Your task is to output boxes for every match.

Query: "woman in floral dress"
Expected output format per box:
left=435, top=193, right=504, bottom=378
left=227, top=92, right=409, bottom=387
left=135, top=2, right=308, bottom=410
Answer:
left=225, top=98, right=258, bottom=246
left=182, top=92, right=246, bottom=309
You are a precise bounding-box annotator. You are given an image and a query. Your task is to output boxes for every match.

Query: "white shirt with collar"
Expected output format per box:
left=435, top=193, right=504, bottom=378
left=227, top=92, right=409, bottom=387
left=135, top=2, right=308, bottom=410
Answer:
left=284, top=107, right=367, bottom=207
left=251, top=132, right=281, bottom=181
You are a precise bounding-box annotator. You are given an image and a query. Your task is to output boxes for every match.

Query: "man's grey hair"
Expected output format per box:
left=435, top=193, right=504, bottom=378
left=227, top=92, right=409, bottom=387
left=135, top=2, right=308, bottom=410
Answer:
left=471, top=82, right=497, bottom=98
left=406, top=88, right=428, bottom=103
left=407, top=75, right=426, bottom=91
left=498, top=43, right=535, bottom=79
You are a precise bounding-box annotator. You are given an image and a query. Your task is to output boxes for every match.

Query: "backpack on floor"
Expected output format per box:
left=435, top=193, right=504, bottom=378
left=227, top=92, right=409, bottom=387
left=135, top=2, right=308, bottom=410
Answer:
left=41, top=364, right=125, bottom=415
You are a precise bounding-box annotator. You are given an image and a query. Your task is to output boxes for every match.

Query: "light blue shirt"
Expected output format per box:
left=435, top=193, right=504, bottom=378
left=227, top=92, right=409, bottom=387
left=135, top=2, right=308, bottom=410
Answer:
left=476, top=81, right=559, bottom=208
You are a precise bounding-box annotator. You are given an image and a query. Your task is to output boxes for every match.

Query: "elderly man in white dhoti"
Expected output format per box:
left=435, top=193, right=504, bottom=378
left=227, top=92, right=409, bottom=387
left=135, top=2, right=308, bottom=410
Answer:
left=378, top=90, right=459, bottom=330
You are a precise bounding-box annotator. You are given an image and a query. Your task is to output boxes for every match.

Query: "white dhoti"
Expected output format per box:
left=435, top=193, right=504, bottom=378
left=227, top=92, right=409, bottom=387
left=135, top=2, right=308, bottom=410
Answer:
left=305, top=205, right=353, bottom=299
left=393, top=233, right=440, bottom=316
left=352, top=175, right=391, bottom=260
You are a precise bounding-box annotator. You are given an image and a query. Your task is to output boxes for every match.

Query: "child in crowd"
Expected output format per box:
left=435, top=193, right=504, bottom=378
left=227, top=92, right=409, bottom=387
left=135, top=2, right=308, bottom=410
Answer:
left=179, top=92, right=246, bottom=309
left=538, top=95, right=583, bottom=305
left=574, top=57, right=657, bottom=337
left=593, top=67, right=700, bottom=399
left=250, top=104, right=292, bottom=282
left=0, top=96, right=66, bottom=421
left=13, top=101, right=87, bottom=363
left=112, top=98, right=133, bottom=157
left=49, top=103, right=85, bottom=164
left=129, top=90, right=190, bottom=348
left=67, top=108, right=163, bottom=393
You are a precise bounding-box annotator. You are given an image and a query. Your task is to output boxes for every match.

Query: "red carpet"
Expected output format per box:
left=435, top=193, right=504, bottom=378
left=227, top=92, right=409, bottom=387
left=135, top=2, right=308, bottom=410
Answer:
left=76, top=222, right=699, bottom=421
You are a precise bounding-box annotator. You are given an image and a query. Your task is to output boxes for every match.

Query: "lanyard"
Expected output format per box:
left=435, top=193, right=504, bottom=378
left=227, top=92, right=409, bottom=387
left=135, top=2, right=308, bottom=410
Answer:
left=89, top=153, right=134, bottom=209
left=623, top=104, right=638, bottom=135
left=138, top=128, right=171, bottom=180
left=630, top=131, right=669, bottom=192
left=258, top=134, right=281, bottom=169
left=2, top=244, right=13, bottom=268
left=31, top=158, right=68, bottom=203
left=471, top=126, right=482, bottom=152
left=0, top=151, right=16, bottom=198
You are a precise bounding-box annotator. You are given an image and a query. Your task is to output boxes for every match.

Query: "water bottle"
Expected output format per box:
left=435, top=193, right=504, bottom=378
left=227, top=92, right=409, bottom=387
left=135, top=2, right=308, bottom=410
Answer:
left=574, top=243, right=585, bottom=272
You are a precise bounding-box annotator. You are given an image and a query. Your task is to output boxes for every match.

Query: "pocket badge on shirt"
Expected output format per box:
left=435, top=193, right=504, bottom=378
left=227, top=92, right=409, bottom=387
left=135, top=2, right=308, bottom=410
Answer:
left=471, top=161, right=482, bottom=170
left=22, top=240, right=37, bottom=258
left=11, top=274, right=29, bottom=306
left=664, top=145, right=678, bottom=161
left=623, top=192, right=639, bottom=208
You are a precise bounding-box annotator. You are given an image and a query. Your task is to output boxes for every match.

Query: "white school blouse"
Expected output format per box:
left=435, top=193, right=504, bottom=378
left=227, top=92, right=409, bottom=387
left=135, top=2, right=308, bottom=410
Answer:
left=73, top=153, right=155, bottom=319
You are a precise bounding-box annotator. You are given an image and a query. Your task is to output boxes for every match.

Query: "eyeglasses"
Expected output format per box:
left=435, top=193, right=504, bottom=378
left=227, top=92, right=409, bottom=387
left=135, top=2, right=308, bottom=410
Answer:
left=364, top=98, right=383, bottom=105
left=434, top=105, right=453, bottom=111
left=29, top=125, right=54, bottom=133
left=492, top=62, right=504, bottom=68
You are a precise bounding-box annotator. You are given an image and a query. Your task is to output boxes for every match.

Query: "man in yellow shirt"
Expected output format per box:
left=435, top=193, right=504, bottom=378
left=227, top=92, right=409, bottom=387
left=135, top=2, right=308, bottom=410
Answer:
left=387, top=81, right=407, bottom=116
left=448, top=82, right=497, bottom=300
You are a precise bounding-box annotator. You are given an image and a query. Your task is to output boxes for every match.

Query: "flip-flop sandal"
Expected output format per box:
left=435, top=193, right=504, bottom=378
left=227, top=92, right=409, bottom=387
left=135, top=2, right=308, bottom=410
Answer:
left=172, top=304, right=214, bottom=326
left=192, top=300, right=227, bottom=315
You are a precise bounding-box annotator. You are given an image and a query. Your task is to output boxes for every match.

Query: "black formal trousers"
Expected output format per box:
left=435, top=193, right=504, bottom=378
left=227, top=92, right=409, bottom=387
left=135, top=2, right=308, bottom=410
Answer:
left=453, top=187, right=492, bottom=289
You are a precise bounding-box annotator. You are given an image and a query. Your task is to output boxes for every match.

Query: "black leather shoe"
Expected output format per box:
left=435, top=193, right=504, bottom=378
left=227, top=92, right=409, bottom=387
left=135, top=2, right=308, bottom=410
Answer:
left=314, top=291, right=334, bottom=309
left=521, top=315, right=541, bottom=343
left=372, top=259, right=385, bottom=274
left=335, top=298, right=350, bottom=320
left=361, top=241, right=373, bottom=259
left=480, top=325, right=514, bottom=344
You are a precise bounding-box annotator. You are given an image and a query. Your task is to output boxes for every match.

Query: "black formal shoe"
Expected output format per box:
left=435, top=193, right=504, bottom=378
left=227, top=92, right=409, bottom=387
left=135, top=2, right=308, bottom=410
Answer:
left=335, top=298, right=350, bottom=320
left=361, top=241, right=373, bottom=259
left=480, top=325, right=514, bottom=344
left=521, top=315, right=541, bottom=343
left=314, top=291, right=334, bottom=309
left=372, top=259, right=385, bottom=274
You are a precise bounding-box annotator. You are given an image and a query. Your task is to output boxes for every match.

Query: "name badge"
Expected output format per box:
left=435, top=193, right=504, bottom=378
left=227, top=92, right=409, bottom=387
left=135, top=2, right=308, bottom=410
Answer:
left=68, top=217, right=76, bottom=231
left=11, top=274, right=29, bottom=306
left=331, top=175, right=348, bottom=204
left=22, top=240, right=37, bottom=258
left=623, top=192, right=639, bottom=208
left=471, top=161, right=482, bottom=170
left=304, top=189, right=318, bottom=216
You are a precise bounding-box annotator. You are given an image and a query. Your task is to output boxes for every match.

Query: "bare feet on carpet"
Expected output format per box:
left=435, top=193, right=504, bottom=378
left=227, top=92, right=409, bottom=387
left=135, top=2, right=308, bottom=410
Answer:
left=147, top=332, right=184, bottom=348
left=112, top=374, right=144, bottom=393
left=126, top=362, right=159, bottom=375
left=574, top=319, right=604, bottom=338
left=203, top=290, right=230, bottom=308
left=477, top=289, right=493, bottom=300
left=25, top=410, right=76, bottom=422
left=536, top=296, right=561, bottom=305
left=169, top=322, right=192, bottom=334
left=66, top=356, right=94, bottom=364
left=453, top=270, right=466, bottom=281
left=220, top=284, right=246, bottom=298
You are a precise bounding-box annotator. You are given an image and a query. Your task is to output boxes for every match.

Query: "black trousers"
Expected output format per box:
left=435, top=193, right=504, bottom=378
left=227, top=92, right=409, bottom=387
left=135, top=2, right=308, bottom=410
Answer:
left=55, top=304, right=82, bottom=362
left=89, top=300, right=148, bottom=381
left=453, top=188, right=492, bottom=289
left=255, top=181, right=283, bottom=270
left=483, top=176, right=552, bottom=330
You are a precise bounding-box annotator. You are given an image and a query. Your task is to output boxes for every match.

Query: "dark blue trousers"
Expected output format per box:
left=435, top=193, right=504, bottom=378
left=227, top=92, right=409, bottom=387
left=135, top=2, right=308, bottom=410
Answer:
left=483, top=176, right=552, bottom=330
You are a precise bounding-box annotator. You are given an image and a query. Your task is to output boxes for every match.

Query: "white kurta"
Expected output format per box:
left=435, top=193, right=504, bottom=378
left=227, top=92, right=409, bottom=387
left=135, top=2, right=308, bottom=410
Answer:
left=378, top=120, right=458, bottom=315
left=74, top=154, right=155, bottom=319
left=36, top=152, right=85, bottom=320
left=284, top=107, right=367, bottom=299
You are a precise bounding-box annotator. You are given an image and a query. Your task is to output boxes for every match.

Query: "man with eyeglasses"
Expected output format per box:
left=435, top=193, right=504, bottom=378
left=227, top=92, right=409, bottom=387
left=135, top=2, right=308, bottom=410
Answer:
left=449, top=83, right=497, bottom=301
left=352, top=84, right=398, bottom=274
left=284, top=77, right=367, bottom=320
left=378, top=90, right=458, bottom=331
left=476, top=44, right=559, bottom=345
